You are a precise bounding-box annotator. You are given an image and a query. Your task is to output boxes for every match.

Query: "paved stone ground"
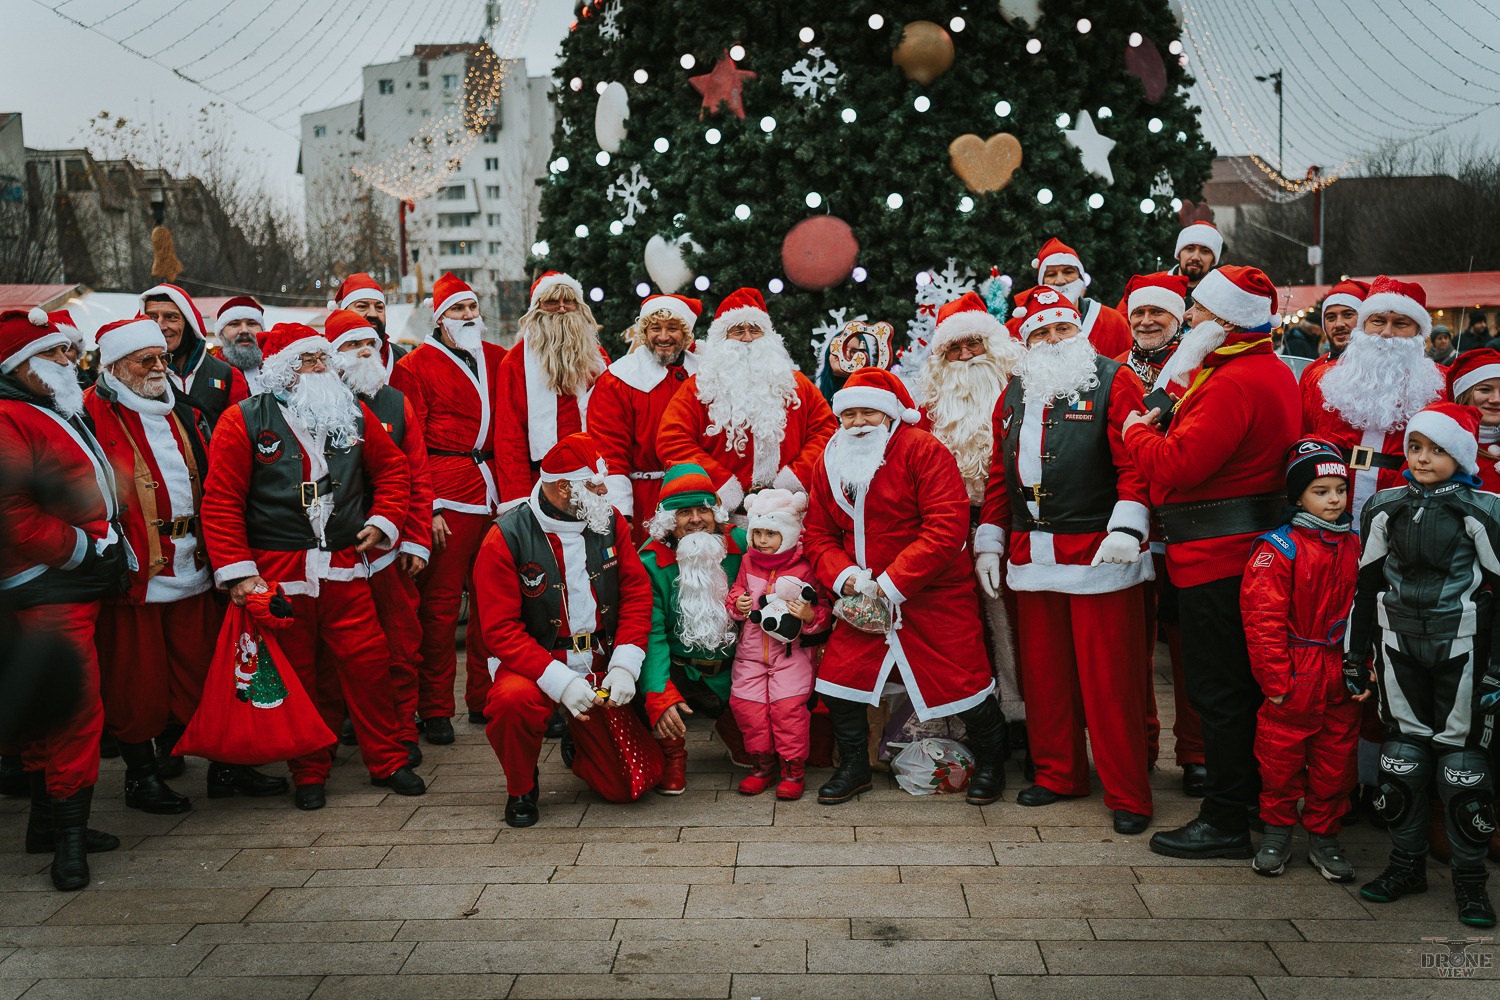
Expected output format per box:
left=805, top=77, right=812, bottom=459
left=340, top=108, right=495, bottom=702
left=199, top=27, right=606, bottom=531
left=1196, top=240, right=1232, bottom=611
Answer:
left=0, top=654, right=1495, bottom=999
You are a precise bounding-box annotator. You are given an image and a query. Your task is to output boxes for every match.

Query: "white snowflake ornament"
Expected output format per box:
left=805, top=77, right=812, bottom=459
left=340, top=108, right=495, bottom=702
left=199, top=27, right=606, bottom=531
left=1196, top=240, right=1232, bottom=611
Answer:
left=782, top=47, right=842, bottom=103
left=606, top=163, right=657, bottom=226
left=599, top=1, right=622, bottom=41
left=899, top=258, right=977, bottom=377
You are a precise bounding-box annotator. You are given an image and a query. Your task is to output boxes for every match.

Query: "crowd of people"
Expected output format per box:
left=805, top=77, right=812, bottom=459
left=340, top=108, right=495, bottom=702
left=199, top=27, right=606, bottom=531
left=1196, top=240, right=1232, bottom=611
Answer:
left=0, top=221, right=1496, bottom=930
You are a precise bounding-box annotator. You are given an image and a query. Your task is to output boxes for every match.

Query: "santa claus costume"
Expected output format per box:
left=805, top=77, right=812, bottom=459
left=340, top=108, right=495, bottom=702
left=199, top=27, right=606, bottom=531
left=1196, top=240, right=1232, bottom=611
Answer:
left=390, top=273, right=505, bottom=737
left=803, top=368, right=1008, bottom=806
left=976, top=286, right=1154, bottom=831
left=1298, top=279, right=1371, bottom=414
left=334, top=273, right=407, bottom=377
left=201, top=325, right=423, bottom=808
left=1446, top=349, right=1500, bottom=493
left=0, top=307, right=128, bottom=890
left=493, top=272, right=611, bottom=508
left=1030, top=237, right=1132, bottom=360
left=471, top=434, right=653, bottom=827
left=139, top=283, right=249, bottom=427
left=658, top=288, right=837, bottom=515
left=327, top=310, right=435, bottom=755
left=1124, top=265, right=1300, bottom=858
left=215, top=296, right=266, bottom=393
left=589, top=293, right=703, bottom=543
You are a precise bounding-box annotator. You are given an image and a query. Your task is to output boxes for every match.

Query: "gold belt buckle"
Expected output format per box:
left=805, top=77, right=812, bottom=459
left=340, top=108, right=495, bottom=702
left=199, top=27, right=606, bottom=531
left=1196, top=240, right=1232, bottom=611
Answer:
left=569, top=633, right=593, bottom=654
left=1347, top=445, right=1374, bottom=471
left=169, top=517, right=193, bottom=539
left=299, top=481, right=320, bottom=508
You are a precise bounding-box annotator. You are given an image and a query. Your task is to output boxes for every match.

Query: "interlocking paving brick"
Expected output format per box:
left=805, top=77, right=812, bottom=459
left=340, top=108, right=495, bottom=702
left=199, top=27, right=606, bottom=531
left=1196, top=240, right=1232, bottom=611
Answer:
left=686, top=884, right=968, bottom=919
left=1040, top=940, right=1286, bottom=976
left=1088, top=917, right=1303, bottom=941
left=44, top=887, right=267, bottom=924
left=401, top=939, right=620, bottom=975
left=614, top=917, right=849, bottom=940
left=14, top=977, right=319, bottom=1000
left=1136, top=883, right=1370, bottom=920
left=964, top=883, right=1150, bottom=918
left=246, top=884, right=482, bottom=922
left=990, top=975, right=1265, bottom=998
left=509, top=973, right=730, bottom=998
left=735, top=841, right=996, bottom=867
left=308, top=975, right=515, bottom=999
left=734, top=865, right=900, bottom=884
left=807, top=939, right=1045, bottom=974
left=193, top=940, right=415, bottom=977
left=476, top=883, right=688, bottom=918
left=396, top=918, right=616, bottom=942
left=221, top=846, right=391, bottom=871
left=731, top=974, right=997, bottom=999
left=852, top=917, right=1089, bottom=940
left=614, top=939, right=806, bottom=974
left=0, top=944, right=215, bottom=978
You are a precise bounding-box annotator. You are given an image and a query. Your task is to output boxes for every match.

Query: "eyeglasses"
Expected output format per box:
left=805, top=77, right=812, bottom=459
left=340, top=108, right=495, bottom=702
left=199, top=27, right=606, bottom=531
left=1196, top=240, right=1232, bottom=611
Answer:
left=127, top=353, right=170, bottom=369
left=538, top=299, right=578, bottom=313
left=295, top=353, right=328, bottom=369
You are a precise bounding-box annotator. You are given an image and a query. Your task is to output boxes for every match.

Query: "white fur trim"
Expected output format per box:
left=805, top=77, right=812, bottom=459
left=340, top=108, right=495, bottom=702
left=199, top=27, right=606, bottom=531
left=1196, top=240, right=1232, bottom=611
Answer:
left=1175, top=223, right=1223, bottom=261
left=434, top=288, right=479, bottom=320
left=607, top=643, right=645, bottom=680
left=604, top=474, right=634, bottom=517
left=28, top=306, right=47, bottom=326
left=338, top=287, right=385, bottom=309
left=1193, top=269, right=1272, bottom=330
left=639, top=297, right=699, bottom=330
left=1016, top=306, right=1081, bottom=341
left=1106, top=500, right=1151, bottom=537
left=215, top=305, right=264, bottom=331
left=706, top=305, right=773, bottom=341
left=366, top=515, right=400, bottom=548
left=875, top=571, right=907, bottom=606
left=1005, top=541, right=1154, bottom=594
left=1036, top=251, right=1089, bottom=287
left=1406, top=409, right=1479, bottom=474
left=97, top=318, right=167, bottom=367
left=607, top=346, right=698, bottom=393
left=973, top=523, right=1005, bottom=555
left=139, top=284, right=203, bottom=338
left=400, top=541, right=431, bottom=561
left=2, top=332, right=71, bottom=373
left=539, top=459, right=607, bottom=483
left=930, top=310, right=1004, bottom=355
left=717, top=476, right=745, bottom=512
left=1126, top=286, right=1185, bottom=323
left=831, top=385, right=920, bottom=424
left=1359, top=291, right=1433, bottom=340
left=213, top=559, right=260, bottom=587
left=266, top=335, right=331, bottom=369
left=329, top=326, right=378, bottom=352
left=1321, top=292, right=1363, bottom=318
left=1455, top=364, right=1500, bottom=400
left=528, top=273, right=583, bottom=310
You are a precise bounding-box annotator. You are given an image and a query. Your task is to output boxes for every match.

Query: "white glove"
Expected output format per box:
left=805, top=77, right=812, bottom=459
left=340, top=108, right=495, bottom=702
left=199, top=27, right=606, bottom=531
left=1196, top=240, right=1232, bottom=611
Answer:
left=1091, top=531, right=1142, bottom=566
left=975, top=552, right=1002, bottom=599
left=558, top=676, right=600, bottom=717
left=600, top=666, right=636, bottom=707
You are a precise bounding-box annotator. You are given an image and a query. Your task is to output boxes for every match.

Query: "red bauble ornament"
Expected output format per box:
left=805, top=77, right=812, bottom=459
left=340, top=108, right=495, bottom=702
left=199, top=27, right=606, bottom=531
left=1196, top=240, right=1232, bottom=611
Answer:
left=688, top=52, right=758, bottom=119
left=1125, top=37, right=1168, bottom=104
left=781, top=216, right=859, bottom=291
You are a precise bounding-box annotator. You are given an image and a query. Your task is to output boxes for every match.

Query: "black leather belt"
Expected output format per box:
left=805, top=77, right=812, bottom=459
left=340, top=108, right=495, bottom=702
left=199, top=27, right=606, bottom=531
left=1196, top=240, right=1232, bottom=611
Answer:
left=1342, top=445, right=1403, bottom=472
left=154, top=515, right=198, bottom=539
left=429, top=448, right=495, bottom=464
left=551, top=631, right=605, bottom=653
left=1154, top=493, right=1284, bottom=545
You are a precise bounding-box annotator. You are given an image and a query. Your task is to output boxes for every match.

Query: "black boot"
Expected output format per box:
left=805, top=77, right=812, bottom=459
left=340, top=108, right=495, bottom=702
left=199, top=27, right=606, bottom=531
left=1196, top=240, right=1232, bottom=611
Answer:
left=98, top=732, right=120, bottom=760
left=1454, top=866, right=1497, bottom=928
left=1359, top=848, right=1428, bottom=903
left=817, top=698, right=872, bottom=805
left=24, top=772, right=118, bottom=855
left=338, top=717, right=358, bottom=747
left=120, top=740, right=191, bottom=814
left=505, top=768, right=541, bottom=828
left=958, top=697, right=1008, bottom=806
left=0, top=754, right=26, bottom=797
left=206, top=763, right=289, bottom=798
left=155, top=723, right=186, bottom=779
left=49, top=788, right=95, bottom=891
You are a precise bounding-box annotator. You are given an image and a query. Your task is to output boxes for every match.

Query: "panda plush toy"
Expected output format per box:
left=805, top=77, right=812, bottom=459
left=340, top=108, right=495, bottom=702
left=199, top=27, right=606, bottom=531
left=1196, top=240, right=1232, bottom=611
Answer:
left=749, top=575, right=817, bottom=645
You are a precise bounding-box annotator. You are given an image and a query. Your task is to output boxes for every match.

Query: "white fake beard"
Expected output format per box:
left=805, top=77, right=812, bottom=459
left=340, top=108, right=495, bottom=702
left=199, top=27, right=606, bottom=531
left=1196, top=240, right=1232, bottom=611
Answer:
left=220, top=340, right=263, bottom=372
left=825, top=422, right=892, bottom=495
left=30, top=358, right=84, bottom=418
left=1155, top=320, right=1228, bottom=390
left=694, top=335, right=799, bottom=485
left=1049, top=278, right=1087, bottom=304
left=1320, top=329, right=1444, bottom=432
left=335, top=349, right=388, bottom=398
left=1019, top=335, right=1099, bottom=407
left=568, top=483, right=615, bottom=534
left=286, top=371, right=361, bottom=449
left=674, top=529, right=735, bottom=650
left=442, top=317, right=485, bottom=353
left=919, top=350, right=1012, bottom=503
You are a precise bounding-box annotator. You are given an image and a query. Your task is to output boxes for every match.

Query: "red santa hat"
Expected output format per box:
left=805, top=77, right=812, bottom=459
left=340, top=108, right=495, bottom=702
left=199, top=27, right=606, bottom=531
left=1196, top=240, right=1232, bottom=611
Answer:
left=931, top=291, right=1004, bottom=355
left=323, top=309, right=379, bottom=352
left=48, top=309, right=86, bottom=350
left=1320, top=278, right=1370, bottom=319
left=638, top=293, right=702, bottom=332
left=0, top=307, right=70, bottom=374
left=215, top=295, right=265, bottom=332
left=1175, top=222, right=1224, bottom=263
left=1031, top=237, right=1090, bottom=288
left=433, top=272, right=479, bottom=320
left=528, top=270, right=584, bottom=311
left=707, top=287, right=775, bottom=341
left=139, top=283, right=207, bottom=341
left=744, top=487, right=808, bottom=553
left=1191, top=265, right=1278, bottom=330
left=96, top=316, right=167, bottom=367
left=1124, top=272, right=1190, bottom=324
left=1010, top=285, right=1083, bottom=341
left=539, top=432, right=607, bottom=483
left=257, top=322, right=330, bottom=393
left=1406, top=401, right=1481, bottom=476
left=1448, top=348, right=1500, bottom=400
left=1358, top=274, right=1432, bottom=339
left=335, top=272, right=386, bottom=310
left=831, top=367, right=920, bottom=424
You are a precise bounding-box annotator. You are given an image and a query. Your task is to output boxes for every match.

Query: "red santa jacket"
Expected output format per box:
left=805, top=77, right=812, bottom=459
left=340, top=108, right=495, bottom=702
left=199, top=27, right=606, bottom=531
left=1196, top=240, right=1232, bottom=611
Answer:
left=1298, top=351, right=1335, bottom=417
left=803, top=425, right=994, bottom=720
left=1123, top=331, right=1300, bottom=588
left=492, top=338, right=611, bottom=508
left=588, top=347, right=699, bottom=531
left=201, top=397, right=410, bottom=597
left=976, top=360, right=1152, bottom=594
left=362, top=387, right=436, bottom=571
left=84, top=374, right=211, bottom=605
left=390, top=335, right=504, bottom=516
left=1080, top=298, right=1133, bottom=360
left=657, top=371, right=837, bottom=510
left=471, top=494, right=651, bottom=703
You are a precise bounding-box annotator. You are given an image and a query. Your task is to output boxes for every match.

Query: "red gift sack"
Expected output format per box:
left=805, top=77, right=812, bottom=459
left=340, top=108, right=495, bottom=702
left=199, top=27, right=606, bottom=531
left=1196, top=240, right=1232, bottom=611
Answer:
left=176, top=599, right=335, bottom=765
left=566, top=675, right=664, bottom=803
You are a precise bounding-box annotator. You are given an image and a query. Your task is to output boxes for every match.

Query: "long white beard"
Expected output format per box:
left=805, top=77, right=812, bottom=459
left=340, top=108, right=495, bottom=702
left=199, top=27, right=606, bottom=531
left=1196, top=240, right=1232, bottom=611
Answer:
left=695, top=335, right=799, bottom=485
left=919, top=351, right=1011, bottom=503
left=1155, top=320, right=1228, bottom=390
left=30, top=358, right=84, bottom=418
left=825, top=422, right=892, bottom=496
left=336, top=350, right=388, bottom=398
left=1320, top=330, right=1444, bottom=432
left=1050, top=279, right=1087, bottom=304
left=1019, top=335, right=1099, bottom=406
left=286, top=371, right=361, bottom=449
left=569, top=484, right=615, bottom=534
left=442, top=317, right=485, bottom=353
left=674, top=529, right=735, bottom=650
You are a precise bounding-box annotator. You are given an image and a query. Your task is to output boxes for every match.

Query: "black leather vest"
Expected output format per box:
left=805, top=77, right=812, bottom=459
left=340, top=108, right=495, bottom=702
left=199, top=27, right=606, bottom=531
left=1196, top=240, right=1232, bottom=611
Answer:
left=240, top=393, right=366, bottom=552
left=363, top=386, right=407, bottom=448
left=496, top=501, right=621, bottom=650
left=184, top=352, right=237, bottom=428
left=1000, top=355, right=1121, bottom=534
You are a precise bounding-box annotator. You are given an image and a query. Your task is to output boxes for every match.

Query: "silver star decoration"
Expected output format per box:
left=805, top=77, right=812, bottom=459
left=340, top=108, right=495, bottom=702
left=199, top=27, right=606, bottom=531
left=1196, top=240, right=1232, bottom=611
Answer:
left=1063, top=110, right=1117, bottom=186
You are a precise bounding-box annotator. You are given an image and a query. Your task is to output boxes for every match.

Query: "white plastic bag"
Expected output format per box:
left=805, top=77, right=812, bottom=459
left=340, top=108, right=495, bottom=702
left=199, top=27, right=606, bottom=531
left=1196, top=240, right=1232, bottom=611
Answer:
left=890, top=738, right=975, bottom=795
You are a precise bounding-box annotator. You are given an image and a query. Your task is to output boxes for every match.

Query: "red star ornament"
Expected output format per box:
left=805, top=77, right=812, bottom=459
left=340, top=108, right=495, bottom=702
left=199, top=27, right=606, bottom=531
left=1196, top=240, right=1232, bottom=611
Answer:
left=688, top=52, right=757, bottom=119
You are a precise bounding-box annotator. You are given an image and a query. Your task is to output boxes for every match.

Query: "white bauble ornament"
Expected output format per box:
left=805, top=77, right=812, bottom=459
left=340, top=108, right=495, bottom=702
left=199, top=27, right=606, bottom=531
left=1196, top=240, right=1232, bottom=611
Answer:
left=594, top=81, right=629, bottom=153
left=644, top=233, right=699, bottom=293
left=997, top=0, right=1043, bottom=27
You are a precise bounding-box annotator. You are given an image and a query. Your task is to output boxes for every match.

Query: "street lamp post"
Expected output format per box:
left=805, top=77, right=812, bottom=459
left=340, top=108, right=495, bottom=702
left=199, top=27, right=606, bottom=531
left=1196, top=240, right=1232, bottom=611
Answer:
left=1255, top=68, right=1285, bottom=178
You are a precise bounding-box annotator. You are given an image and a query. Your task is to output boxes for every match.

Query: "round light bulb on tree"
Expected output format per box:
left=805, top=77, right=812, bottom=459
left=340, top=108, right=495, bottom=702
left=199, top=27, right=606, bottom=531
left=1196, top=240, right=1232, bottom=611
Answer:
left=1098, top=106, right=1112, bottom=118
left=886, top=192, right=903, bottom=209
left=589, top=287, right=604, bottom=302
left=553, top=156, right=570, bottom=172
left=950, top=16, right=966, bottom=32
left=729, top=44, right=746, bottom=61
left=841, top=107, right=857, bottom=123
left=633, top=69, right=649, bottom=84
left=915, top=270, right=932, bottom=287
left=760, top=115, right=777, bottom=132
left=654, top=136, right=669, bottom=153
left=1139, top=198, right=1156, bottom=213
left=1177, top=130, right=1188, bottom=142
left=958, top=196, right=974, bottom=213
left=596, top=150, right=611, bottom=166
left=609, top=220, right=624, bottom=235
left=680, top=53, right=696, bottom=69
left=575, top=224, right=589, bottom=238
left=805, top=191, right=822, bottom=208
left=595, top=81, right=608, bottom=95
left=1168, top=40, right=1183, bottom=55
left=1170, top=197, right=1183, bottom=211
left=734, top=203, right=751, bottom=220
left=569, top=77, right=583, bottom=92
left=694, top=275, right=710, bottom=291
left=768, top=278, right=785, bottom=293
left=1026, top=38, right=1042, bottom=54
left=1128, top=32, right=1142, bottom=47
left=635, top=282, right=651, bottom=297
left=1037, top=188, right=1054, bottom=205
left=914, top=95, right=931, bottom=112
left=1077, top=18, right=1092, bottom=33
left=1056, top=112, right=1071, bottom=128
left=705, top=127, right=722, bottom=144
left=852, top=266, right=868, bottom=282
left=1148, top=117, right=1164, bottom=133
left=995, top=99, right=1011, bottom=117
left=1088, top=192, right=1104, bottom=209
left=799, top=26, right=815, bottom=43
left=868, top=14, right=884, bottom=29
left=532, top=240, right=549, bottom=256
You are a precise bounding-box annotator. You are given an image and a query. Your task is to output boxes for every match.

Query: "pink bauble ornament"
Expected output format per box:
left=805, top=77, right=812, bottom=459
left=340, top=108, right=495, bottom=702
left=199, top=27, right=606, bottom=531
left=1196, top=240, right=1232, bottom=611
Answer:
left=781, top=216, right=859, bottom=291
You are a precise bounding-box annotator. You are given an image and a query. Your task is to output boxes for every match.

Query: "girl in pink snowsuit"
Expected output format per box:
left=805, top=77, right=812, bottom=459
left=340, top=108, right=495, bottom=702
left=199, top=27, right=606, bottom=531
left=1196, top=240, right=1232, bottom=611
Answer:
left=727, top=489, right=830, bottom=799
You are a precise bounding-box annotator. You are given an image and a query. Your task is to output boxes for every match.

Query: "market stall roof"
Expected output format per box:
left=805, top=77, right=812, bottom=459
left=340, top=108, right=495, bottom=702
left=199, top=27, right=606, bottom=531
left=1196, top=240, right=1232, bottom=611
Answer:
left=1279, top=272, right=1500, bottom=316
left=0, top=284, right=79, bottom=312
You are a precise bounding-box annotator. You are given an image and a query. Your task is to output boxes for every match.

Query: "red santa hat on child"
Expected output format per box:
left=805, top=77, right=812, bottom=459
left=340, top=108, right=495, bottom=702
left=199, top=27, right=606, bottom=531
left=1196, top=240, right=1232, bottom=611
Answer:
left=1321, top=278, right=1370, bottom=320
left=257, top=322, right=330, bottom=394
left=139, top=283, right=207, bottom=341
left=1406, top=401, right=1481, bottom=475
left=96, top=316, right=167, bottom=367
left=744, top=488, right=809, bottom=554
left=931, top=291, right=1005, bottom=355
left=831, top=367, right=921, bottom=424
left=528, top=270, right=584, bottom=311
left=323, top=309, right=379, bottom=351
left=335, top=273, right=385, bottom=310
left=1009, top=285, right=1082, bottom=341
left=638, top=293, right=702, bottom=332
left=1124, top=272, right=1190, bottom=324
left=432, top=272, right=479, bottom=320
left=539, top=432, right=608, bottom=483
left=1175, top=222, right=1224, bottom=263
left=1358, top=275, right=1432, bottom=339
left=0, top=308, right=70, bottom=374
left=1191, top=265, right=1278, bottom=330
left=215, top=295, right=264, bottom=333
left=1447, top=348, right=1500, bottom=400
left=1031, top=237, right=1090, bottom=288
left=707, top=287, right=776, bottom=341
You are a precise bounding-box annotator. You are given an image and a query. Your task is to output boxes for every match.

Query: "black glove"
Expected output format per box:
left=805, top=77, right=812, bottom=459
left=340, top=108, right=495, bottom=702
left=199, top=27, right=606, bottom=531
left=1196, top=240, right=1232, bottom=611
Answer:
left=1342, top=655, right=1372, bottom=698
left=268, top=586, right=294, bottom=620
left=1478, top=664, right=1500, bottom=714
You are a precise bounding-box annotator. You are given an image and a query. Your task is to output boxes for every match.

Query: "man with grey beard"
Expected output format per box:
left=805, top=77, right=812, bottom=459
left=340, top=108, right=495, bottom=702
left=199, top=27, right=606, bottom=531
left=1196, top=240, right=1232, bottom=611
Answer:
left=215, top=296, right=265, bottom=393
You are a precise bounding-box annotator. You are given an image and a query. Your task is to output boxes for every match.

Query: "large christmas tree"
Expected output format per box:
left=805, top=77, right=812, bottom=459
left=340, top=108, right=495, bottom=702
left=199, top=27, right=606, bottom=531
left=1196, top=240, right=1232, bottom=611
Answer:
left=532, top=0, right=1214, bottom=369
